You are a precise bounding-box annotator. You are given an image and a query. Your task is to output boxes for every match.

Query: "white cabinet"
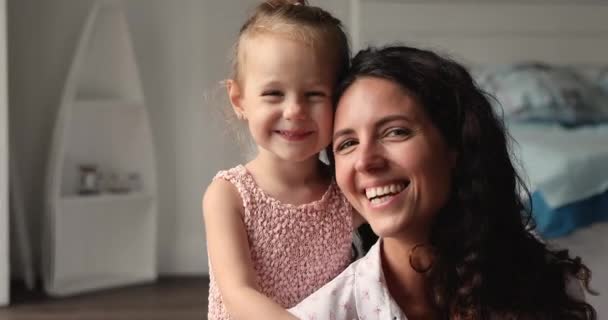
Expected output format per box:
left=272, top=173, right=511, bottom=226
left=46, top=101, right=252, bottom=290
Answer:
left=43, top=0, right=158, bottom=296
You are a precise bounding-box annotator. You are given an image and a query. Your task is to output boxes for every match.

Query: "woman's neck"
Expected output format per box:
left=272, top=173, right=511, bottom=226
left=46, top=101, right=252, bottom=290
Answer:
left=382, top=237, right=438, bottom=320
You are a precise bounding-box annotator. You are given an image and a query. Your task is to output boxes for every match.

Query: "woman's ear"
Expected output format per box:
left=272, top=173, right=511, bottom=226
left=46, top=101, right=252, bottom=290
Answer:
left=226, top=79, right=246, bottom=120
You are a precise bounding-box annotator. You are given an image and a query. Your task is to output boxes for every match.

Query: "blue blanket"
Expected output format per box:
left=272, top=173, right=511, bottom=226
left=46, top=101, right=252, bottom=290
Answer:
left=532, top=190, right=608, bottom=238
left=509, top=122, right=608, bottom=237
left=509, top=122, right=608, bottom=208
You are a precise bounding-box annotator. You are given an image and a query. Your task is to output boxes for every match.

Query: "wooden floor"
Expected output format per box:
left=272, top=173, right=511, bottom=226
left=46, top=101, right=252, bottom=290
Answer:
left=0, top=277, right=208, bottom=320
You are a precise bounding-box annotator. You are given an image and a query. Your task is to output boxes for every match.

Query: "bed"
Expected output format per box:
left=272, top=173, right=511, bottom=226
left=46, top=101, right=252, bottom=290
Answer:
left=349, top=0, right=608, bottom=316
left=509, top=121, right=608, bottom=238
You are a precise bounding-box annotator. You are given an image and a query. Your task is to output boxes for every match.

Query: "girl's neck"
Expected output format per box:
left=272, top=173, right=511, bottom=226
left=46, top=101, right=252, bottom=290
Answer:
left=246, top=152, right=330, bottom=206
left=249, top=152, right=326, bottom=186
left=382, top=237, right=438, bottom=320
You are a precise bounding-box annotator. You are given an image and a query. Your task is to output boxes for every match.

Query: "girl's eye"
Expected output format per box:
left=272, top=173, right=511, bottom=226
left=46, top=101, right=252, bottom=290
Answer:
left=305, top=91, right=328, bottom=103
left=262, top=90, right=283, bottom=97
left=335, top=139, right=357, bottom=152
left=305, top=91, right=326, bottom=98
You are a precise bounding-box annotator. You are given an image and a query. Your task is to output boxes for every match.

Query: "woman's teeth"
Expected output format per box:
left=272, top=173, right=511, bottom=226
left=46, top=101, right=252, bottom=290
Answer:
left=365, top=183, right=407, bottom=204
left=370, top=196, right=392, bottom=205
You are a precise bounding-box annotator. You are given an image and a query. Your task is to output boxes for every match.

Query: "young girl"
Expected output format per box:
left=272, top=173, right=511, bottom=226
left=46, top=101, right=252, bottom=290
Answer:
left=202, top=1, right=360, bottom=319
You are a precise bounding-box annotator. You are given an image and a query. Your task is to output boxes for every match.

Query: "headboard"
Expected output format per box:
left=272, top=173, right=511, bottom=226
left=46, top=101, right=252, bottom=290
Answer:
left=350, top=0, right=608, bottom=66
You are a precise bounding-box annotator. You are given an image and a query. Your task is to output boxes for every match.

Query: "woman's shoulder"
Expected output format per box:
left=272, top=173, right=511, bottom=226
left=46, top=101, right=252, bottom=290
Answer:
left=289, top=240, right=406, bottom=320
left=288, top=258, right=359, bottom=319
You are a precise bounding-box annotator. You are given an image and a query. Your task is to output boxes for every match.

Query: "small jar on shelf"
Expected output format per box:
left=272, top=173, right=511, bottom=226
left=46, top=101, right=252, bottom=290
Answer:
left=127, top=172, right=142, bottom=193
left=78, top=164, right=101, bottom=195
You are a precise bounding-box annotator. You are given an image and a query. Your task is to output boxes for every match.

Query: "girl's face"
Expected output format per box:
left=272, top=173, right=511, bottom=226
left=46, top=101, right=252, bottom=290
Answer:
left=333, top=77, right=456, bottom=241
left=229, top=34, right=335, bottom=162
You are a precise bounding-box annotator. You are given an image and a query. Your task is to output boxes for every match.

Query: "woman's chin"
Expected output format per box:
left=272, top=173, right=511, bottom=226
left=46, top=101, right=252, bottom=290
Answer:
left=367, top=220, right=406, bottom=239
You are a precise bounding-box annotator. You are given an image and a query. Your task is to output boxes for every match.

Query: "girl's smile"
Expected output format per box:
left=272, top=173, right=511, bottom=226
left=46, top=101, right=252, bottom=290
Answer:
left=273, top=129, right=315, bottom=141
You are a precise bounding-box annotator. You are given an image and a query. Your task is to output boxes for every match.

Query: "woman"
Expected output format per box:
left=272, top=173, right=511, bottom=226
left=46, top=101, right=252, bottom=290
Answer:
left=289, top=46, right=596, bottom=319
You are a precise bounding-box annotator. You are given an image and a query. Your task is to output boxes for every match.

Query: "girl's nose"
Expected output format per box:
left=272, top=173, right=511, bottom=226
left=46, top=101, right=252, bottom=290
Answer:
left=283, top=99, right=307, bottom=120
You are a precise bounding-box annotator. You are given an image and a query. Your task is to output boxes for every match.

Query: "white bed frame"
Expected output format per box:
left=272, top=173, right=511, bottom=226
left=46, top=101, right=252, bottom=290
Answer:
left=349, top=0, right=608, bottom=316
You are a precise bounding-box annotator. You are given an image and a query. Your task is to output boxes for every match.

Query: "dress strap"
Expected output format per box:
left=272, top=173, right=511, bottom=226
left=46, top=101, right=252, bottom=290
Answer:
left=213, top=165, right=253, bottom=212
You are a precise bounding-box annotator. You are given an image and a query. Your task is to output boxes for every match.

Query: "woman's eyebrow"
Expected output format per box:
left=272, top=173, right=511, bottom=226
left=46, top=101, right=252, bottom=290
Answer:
left=332, top=114, right=413, bottom=141
left=333, top=114, right=413, bottom=140
left=376, top=114, right=413, bottom=127
left=332, top=128, right=354, bottom=141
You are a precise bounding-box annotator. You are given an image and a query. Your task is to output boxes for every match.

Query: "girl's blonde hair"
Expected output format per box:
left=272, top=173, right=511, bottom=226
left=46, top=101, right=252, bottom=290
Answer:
left=231, top=0, right=350, bottom=84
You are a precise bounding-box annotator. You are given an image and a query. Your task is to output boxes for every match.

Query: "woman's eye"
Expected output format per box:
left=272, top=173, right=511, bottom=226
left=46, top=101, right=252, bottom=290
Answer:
left=335, top=139, right=357, bottom=152
left=385, top=128, right=410, bottom=137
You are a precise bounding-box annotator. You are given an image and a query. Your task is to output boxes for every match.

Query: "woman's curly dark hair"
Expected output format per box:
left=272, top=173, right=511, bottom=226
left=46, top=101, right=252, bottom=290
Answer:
left=334, top=45, right=596, bottom=319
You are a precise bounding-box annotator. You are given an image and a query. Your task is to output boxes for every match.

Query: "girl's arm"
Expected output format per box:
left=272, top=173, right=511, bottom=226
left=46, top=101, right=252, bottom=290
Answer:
left=203, top=179, right=298, bottom=320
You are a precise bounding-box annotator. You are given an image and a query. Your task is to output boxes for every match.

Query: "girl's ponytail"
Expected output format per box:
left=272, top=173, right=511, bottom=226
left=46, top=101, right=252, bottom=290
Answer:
left=265, top=0, right=308, bottom=7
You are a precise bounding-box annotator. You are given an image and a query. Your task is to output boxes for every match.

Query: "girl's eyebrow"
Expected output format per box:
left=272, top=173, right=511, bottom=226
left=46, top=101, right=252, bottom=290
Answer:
left=261, top=80, right=282, bottom=88
left=332, top=114, right=413, bottom=141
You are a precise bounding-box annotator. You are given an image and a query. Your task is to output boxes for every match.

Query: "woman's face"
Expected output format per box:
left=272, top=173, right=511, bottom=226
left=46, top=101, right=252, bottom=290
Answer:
left=333, top=77, right=456, bottom=241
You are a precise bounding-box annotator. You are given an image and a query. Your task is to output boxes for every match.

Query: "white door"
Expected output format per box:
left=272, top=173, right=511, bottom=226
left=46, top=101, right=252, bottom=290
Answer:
left=0, top=0, right=9, bottom=307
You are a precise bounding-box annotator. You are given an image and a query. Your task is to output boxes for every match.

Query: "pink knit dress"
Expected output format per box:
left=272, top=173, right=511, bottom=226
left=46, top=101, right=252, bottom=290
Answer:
left=207, top=165, right=353, bottom=319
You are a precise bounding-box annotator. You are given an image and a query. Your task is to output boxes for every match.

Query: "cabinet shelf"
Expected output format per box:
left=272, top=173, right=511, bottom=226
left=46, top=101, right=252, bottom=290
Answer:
left=43, top=0, right=157, bottom=297
left=61, top=193, right=154, bottom=206
left=74, top=98, right=145, bottom=110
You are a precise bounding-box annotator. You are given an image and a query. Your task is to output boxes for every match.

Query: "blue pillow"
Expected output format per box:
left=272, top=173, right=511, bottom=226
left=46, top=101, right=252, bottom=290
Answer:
left=596, top=68, right=608, bottom=96
left=474, top=63, right=608, bottom=126
left=566, top=66, right=608, bottom=95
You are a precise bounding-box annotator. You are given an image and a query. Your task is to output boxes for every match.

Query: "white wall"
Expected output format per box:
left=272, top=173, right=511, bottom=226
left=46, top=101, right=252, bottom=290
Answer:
left=8, top=0, right=95, bottom=277
left=4, top=0, right=347, bottom=295
left=7, top=0, right=349, bottom=276
left=125, top=0, right=251, bottom=274
left=127, top=0, right=348, bottom=274
left=0, top=0, right=8, bottom=307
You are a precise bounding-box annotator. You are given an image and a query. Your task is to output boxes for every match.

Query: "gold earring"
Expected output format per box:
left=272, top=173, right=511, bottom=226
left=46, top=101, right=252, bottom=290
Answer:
left=409, top=243, right=435, bottom=273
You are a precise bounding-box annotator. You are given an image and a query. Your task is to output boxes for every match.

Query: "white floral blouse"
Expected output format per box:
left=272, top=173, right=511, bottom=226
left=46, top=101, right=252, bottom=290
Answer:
left=289, top=239, right=586, bottom=320
left=289, top=240, right=407, bottom=320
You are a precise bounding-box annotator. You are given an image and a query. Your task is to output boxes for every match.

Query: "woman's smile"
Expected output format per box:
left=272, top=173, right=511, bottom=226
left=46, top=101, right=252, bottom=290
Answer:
left=364, top=181, right=409, bottom=207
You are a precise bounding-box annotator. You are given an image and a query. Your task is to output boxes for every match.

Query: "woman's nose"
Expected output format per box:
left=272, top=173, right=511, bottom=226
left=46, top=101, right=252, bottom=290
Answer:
left=354, top=141, right=386, bottom=173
